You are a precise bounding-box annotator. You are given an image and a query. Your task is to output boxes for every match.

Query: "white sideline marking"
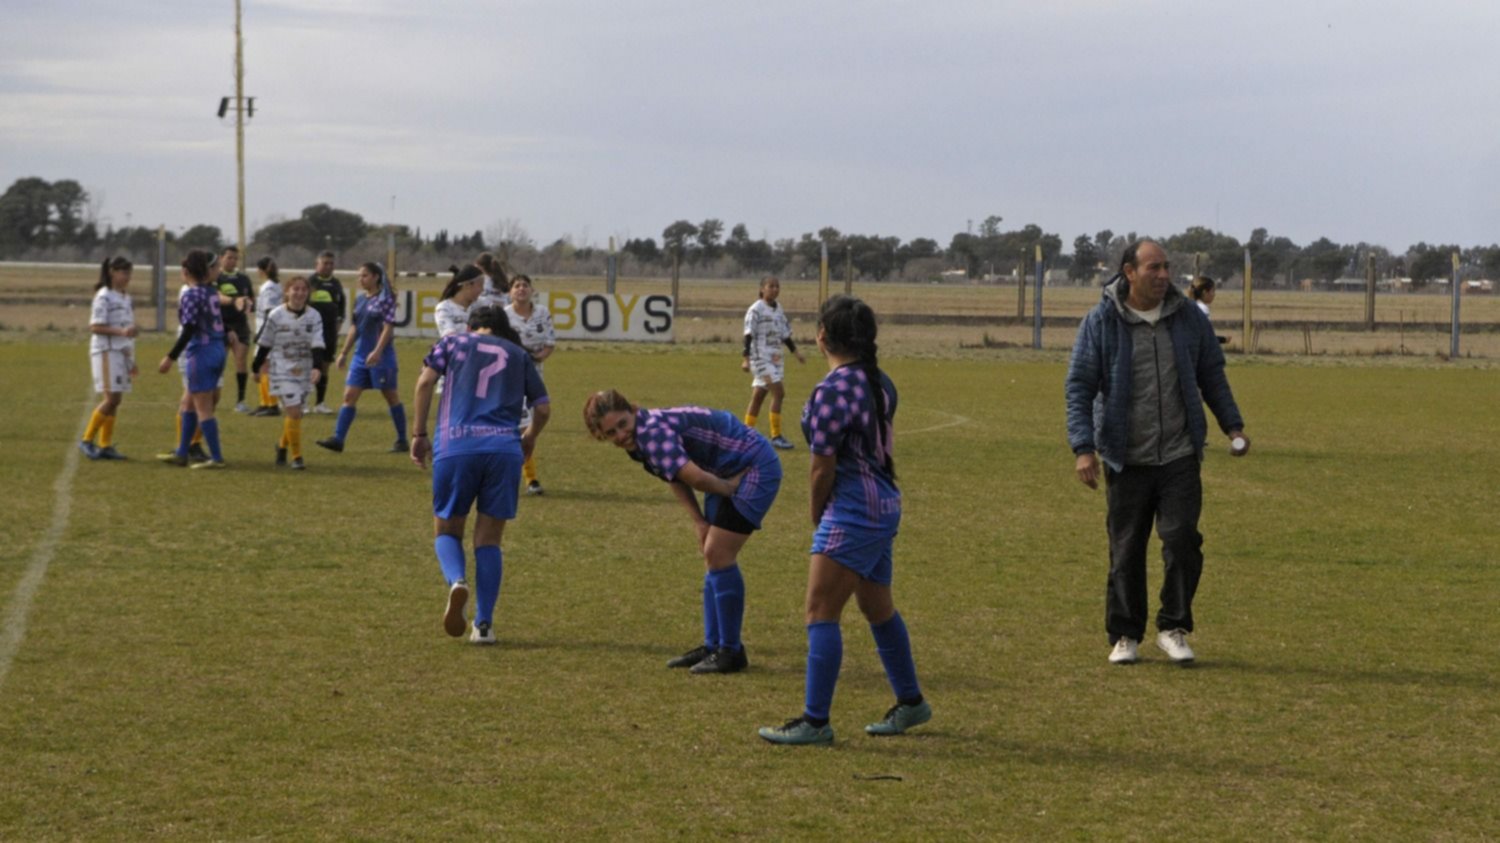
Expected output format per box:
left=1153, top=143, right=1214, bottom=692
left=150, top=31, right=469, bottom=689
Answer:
left=903, top=410, right=971, bottom=437
left=0, top=397, right=90, bottom=692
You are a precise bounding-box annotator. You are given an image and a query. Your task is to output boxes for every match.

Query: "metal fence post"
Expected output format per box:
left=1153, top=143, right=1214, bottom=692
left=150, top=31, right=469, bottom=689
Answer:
left=1450, top=252, right=1461, bottom=358
left=155, top=225, right=167, bottom=332
left=1032, top=245, right=1044, bottom=349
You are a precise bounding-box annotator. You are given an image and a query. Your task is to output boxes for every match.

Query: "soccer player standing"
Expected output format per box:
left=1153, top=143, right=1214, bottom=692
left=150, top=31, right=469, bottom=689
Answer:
left=80, top=257, right=137, bottom=460
left=250, top=256, right=284, bottom=416
left=216, top=246, right=256, bottom=413
left=759, top=296, right=929, bottom=746
left=410, top=306, right=549, bottom=644
left=157, top=250, right=230, bottom=469
left=741, top=276, right=804, bottom=450
left=504, top=273, right=556, bottom=495
left=583, top=389, right=783, bottom=674
left=307, top=251, right=345, bottom=413
left=317, top=262, right=409, bottom=454
left=252, top=275, right=325, bottom=470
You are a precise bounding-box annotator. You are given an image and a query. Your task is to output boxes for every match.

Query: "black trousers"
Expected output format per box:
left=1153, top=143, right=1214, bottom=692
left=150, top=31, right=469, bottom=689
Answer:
left=1103, top=455, right=1203, bottom=644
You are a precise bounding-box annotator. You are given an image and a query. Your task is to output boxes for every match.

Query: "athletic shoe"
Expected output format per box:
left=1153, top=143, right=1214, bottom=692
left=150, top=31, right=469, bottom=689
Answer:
left=443, top=581, right=469, bottom=638
left=690, top=646, right=749, bottom=674
left=312, top=403, right=334, bottom=415
left=190, top=460, right=227, bottom=470
left=865, top=700, right=932, bottom=736
left=1156, top=629, right=1196, bottom=664
left=96, top=446, right=127, bottom=461
left=389, top=439, right=409, bottom=453
left=758, top=717, right=834, bottom=746
left=316, top=437, right=344, bottom=453
left=188, top=443, right=210, bottom=464
left=470, top=621, right=497, bottom=645
left=770, top=435, right=795, bottom=450
left=157, top=451, right=188, bottom=467
left=526, top=481, right=545, bottom=496
left=251, top=405, right=280, bottom=417
left=666, top=644, right=713, bottom=669
left=1109, top=638, right=1140, bottom=665
left=275, top=447, right=288, bottom=467
left=78, top=440, right=101, bottom=460
left=234, top=402, right=251, bottom=414
left=289, top=457, right=306, bottom=471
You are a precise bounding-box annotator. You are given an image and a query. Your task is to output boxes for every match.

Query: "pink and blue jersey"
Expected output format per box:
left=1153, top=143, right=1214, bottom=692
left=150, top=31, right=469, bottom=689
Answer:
left=803, top=365, right=901, bottom=533
left=424, top=332, right=548, bottom=460
left=178, top=284, right=225, bottom=351
left=353, top=288, right=398, bottom=367
left=630, top=407, right=769, bottom=483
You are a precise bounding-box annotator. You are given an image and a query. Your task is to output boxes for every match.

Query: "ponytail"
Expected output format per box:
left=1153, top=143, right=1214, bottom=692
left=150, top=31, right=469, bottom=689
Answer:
left=442, top=264, right=484, bottom=300
left=817, top=295, right=895, bottom=479
left=96, top=256, right=132, bottom=291
left=256, top=256, right=279, bottom=281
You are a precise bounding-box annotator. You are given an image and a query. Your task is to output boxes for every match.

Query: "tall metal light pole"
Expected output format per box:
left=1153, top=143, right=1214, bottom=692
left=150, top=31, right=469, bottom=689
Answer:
left=234, top=0, right=247, bottom=251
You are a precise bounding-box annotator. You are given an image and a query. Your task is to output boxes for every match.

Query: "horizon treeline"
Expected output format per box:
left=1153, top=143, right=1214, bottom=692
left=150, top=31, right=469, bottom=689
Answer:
left=3, top=177, right=1496, bottom=288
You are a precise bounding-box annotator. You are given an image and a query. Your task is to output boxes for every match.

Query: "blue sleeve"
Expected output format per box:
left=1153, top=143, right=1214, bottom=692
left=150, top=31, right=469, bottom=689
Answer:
left=1065, top=310, right=1103, bottom=454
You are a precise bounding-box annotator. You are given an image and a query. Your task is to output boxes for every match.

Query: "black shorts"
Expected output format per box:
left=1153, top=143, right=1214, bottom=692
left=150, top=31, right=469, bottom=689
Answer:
left=224, top=320, right=251, bottom=346
left=707, top=494, right=756, bottom=536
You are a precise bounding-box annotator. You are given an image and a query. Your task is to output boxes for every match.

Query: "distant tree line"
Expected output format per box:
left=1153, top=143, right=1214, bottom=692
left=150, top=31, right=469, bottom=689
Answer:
left=4, top=176, right=1497, bottom=289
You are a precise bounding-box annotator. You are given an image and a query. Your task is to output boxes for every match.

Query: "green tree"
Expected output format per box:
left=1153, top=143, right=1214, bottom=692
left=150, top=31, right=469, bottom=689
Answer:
left=0, top=177, right=56, bottom=254
left=662, top=220, right=698, bottom=264
left=49, top=180, right=89, bottom=245
left=180, top=224, right=224, bottom=251
left=622, top=237, right=661, bottom=264
left=1070, top=234, right=1100, bottom=281
left=1301, top=237, right=1354, bottom=283
left=1406, top=242, right=1460, bottom=288
left=695, top=219, right=724, bottom=265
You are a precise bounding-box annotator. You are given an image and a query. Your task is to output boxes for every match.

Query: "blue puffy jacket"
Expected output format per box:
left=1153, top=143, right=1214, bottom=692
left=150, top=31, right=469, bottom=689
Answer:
left=1065, top=276, right=1244, bottom=471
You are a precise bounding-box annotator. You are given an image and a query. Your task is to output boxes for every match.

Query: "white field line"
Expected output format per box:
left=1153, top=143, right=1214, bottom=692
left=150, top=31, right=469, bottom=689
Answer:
left=903, top=410, right=971, bottom=437
left=0, top=395, right=90, bottom=692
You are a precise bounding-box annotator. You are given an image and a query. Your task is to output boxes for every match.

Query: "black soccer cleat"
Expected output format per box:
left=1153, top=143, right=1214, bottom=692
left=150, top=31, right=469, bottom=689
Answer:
left=316, top=436, right=344, bottom=453
left=690, top=646, right=749, bottom=675
left=390, top=439, right=409, bottom=453
left=275, top=447, right=288, bottom=467
left=666, top=644, right=713, bottom=669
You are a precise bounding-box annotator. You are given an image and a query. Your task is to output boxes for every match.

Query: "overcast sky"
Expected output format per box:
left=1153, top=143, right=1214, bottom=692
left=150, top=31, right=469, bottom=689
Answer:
left=4, top=0, right=1498, bottom=253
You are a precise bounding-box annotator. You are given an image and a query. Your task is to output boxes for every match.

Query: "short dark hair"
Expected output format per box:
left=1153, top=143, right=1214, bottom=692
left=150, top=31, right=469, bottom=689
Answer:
left=1119, top=239, right=1162, bottom=272
left=222, top=245, right=239, bottom=256
left=317, top=250, right=335, bottom=260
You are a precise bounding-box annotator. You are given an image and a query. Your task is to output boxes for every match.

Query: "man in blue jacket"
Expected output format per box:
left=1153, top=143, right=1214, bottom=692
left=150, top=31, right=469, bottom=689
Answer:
left=1065, top=240, right=1250, bottom=666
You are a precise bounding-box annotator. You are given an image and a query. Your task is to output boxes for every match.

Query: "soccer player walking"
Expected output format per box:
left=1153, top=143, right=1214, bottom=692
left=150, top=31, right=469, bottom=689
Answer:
left=317, top=262, right=409, bottom=454
left=157, top=250, right=230, bottom=469
left=411, top=306, right=550, bottom=644
left=216, top=246, right=256, bottom=413
left=759, top=296, right=929, bottom=746
left=80, top=257, right=137, bottom=460
left=250, top=256, right=284, bottom=416
left=307, top=251, right=345, bottom=413
left=741, top=276, right=804, bottom=450
left=1065, top=240, right=1249, bottom=666
left=583, top=389, right=783, bottom=675
left=504, top=274, right=556, bottom=495
left=252, top=276, right=325, bottom=470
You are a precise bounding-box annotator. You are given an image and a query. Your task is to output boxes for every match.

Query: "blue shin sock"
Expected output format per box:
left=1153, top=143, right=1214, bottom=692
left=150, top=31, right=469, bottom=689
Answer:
left=199, top=418, right=223, bottom=462
left=701, top=572, right=719, bottom=649
left=434, top=534, right=466, bottom=585
left=334, top=405, right=356, bottom=441
left=707, top=564, right=745, bottom=652
left=390, top=403, right=408, bottom=442
left=473, top=545, right=502, bottom=625
left=176, top=410, right=198, bottom=457
left=804, top=621, right=842, bottom=723
left=870, top=611, right=922, bottom=704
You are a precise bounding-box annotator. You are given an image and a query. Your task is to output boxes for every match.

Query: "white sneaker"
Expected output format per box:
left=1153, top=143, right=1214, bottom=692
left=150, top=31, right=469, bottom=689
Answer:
left=312, top=403, right=334, bottom=414
left=234, top=401, right=251, bottom=413
left=1156, top=629, right=1195, bottom=663
left=469, top=621, right=497, bottom=645
left=443, top=581, right=469, bottom=638
left=1109, top=638, right=1140, bottom=665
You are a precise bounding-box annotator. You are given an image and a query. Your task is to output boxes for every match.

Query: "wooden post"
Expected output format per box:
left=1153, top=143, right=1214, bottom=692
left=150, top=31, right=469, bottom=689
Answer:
left=818, top=241, right=829, bottom=306
left=606, top=235, right=617, bottom=294
left=670, top=251, right=680, bottom=310
left=1032, top=244, right=1044, bottom=349
left=1364, top=254, right=1376, bottom=331
left=844, top=246, right=853, bottom=296
left=1017, top=248, right=1027, bottom=318
left=1450, top=252, right=1461, bottom=359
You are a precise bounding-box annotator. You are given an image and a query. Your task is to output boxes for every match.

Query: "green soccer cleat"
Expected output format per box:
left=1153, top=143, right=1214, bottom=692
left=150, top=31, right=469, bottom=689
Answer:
left=758, top=717, right=834, bottom=746
left=865, top=700, right=931, bottom=736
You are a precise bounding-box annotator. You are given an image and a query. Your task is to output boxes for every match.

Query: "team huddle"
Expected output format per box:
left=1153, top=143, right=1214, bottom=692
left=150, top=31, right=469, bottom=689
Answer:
left=80, top=239, right=1249, bottom=747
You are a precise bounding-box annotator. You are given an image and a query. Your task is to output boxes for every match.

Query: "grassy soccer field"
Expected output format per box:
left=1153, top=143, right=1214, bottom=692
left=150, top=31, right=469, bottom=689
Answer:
left=1, top=336, right=1497, bottom=839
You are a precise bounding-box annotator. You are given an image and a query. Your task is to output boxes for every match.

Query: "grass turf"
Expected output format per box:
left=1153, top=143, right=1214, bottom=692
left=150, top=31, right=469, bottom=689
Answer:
left=0, top=337, right=1496, bottom=839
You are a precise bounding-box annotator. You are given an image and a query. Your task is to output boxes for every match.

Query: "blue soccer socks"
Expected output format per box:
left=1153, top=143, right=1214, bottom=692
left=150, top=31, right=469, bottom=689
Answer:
left=435, top=534, right=466, bottom=585
left=199, top=418, right=223, bottom=462
left=870, top=611, right=922, bottom=704
left=333, top=405, right=356, bottom=442
left=176, top=411, right=198, bottom=457
left=707, top=564, right=745, bottom=653
left=804, top=621, right=843, bottom=724
left=473, top=545, right=502, bottom=626
left=389, top=403, right=408, bottom=442
left=701, top=573, right=719, bottom=649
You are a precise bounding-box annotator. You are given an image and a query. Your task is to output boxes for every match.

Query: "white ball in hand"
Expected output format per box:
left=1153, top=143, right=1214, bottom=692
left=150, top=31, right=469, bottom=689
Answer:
left=1230, top=435, right=1248, bottom=456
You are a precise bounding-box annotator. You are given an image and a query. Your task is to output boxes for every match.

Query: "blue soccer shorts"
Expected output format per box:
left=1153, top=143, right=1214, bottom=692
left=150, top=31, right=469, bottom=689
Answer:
left=432, top=451, right=523, bottom=521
